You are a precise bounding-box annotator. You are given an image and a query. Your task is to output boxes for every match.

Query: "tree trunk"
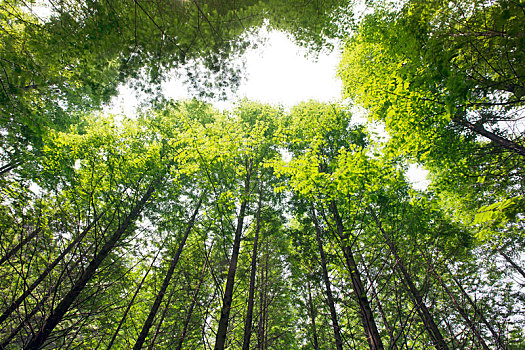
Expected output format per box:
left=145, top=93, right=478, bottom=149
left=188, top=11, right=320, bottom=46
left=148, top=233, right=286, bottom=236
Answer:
left=306, top=281, right=320, bottom=350
left=133, top=196, right=203, bottom=350
left=0, top=227, right=41, bottom=266
left=450, top=275, right=508, bottom=350
left=452, top=116, right=525, bottom=157
left=496, top=247, right=525, bottom=280
left=242, top=185, right=262, bottom=350
left=371, top=212, right=449, bottom=350
left=175, top=246, right=209, bottom=350
left=214, top=162, right=252, bottom=350
left=310, top=204, right=343, bottom=350
left=430, top=266, right=490, bottom=350
left=23, top=181, right=158, bottom=350
left=106, top=240, right=164, bottom=350
left=329, top=202, right=384, bottom=350
left=0, top=211, right=105, bottom=325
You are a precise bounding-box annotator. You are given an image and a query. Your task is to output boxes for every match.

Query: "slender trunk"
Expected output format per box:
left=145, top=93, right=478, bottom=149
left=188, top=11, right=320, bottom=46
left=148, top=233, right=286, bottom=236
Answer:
left=431, top=268, right=490, bottom=350
left=310, top=204, right=343, bottom=350
left=0, top=160, right=21, bottom=176
left=0, top=291, right=50, bottom=348
left=371, top=212, right=449, bottom=350
left=452, top=116, right=525, bottom=157
left=257, top=247, right=265, bottom=350
left=242, top=187, right=262, bottom=350
left=329, top=202, right=384, bottom=350
left=450, top=275, right=508, bottom=350
left=106, top=242, right=164, bottom=350
left=496, top=247, right=525, bottom=280
left=306, top=281, right=320, bottom=350
left=0, top=227, right=41, bottom=266
left=133, top=197, right=203, bottom=350
left=24, top=181, right=157, bottom=350
left=360, top=252, right=398, bottom=350
left=148, top=273, right=180, bottom=350
left=0, top=211, right=105, bottom=325
left=214, top=163, right=251, bottom=350
left=175, top=247, right=210, bottom=350
left=263, top=247, right=269, bottom=350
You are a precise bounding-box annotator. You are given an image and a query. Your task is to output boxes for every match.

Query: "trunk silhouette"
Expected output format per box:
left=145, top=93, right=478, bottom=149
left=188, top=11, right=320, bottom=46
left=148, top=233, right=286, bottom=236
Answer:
left=242, top=185, right=262, bottom=350
left=329, top=202, right=384, bottom=350
left=0, top=227, right=41, bottom=266
left=214, top=161, right=252, bottom=350
left=371, top=211, right=449, bottom=350
left=23, top=181, right=158, bottom=350
left=311, top=204, right=343, bottom=350
left=307, top=281, right=320, bottom=350
left=0, top=211, right=105, bottom=325
left=133, top=196, right=203, bottom=350
left=175, top=245, right=210, bottom=350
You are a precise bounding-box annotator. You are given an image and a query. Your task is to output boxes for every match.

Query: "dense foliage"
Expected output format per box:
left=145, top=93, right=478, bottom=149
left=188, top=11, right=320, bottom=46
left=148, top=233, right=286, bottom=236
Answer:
left=1, top=0, right=524, bottom=349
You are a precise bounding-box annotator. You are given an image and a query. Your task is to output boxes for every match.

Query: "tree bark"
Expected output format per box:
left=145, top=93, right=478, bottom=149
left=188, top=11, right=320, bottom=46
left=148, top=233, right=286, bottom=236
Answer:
left=306, top=281, right=320, bottom=350
left=329, top=202, right=384, bottom=350
left=431, top=267, right=490, bottom=350
left=23, top=181, right=158, bottom=350
left=242, top=185, right=262, bottom=350
left=133, top=196, right=203, bottom=350
left=0, top=211, right=105, bottom=325
left=311, top=204, right=343, bottom=350
left=452, top=116, right=525, bottom=157
left=175, top=246, right=210, bottom=350
left=496, top=247, right=525, bottom=280
left=371, top=212, right=449, bottom=350
left=214, top=162, right=252, bottom=350
left=450, top=275, right=508, bottom=350
left=106, top=241, right=164, bottom=350
left=0, top=227, right=41, bottom=267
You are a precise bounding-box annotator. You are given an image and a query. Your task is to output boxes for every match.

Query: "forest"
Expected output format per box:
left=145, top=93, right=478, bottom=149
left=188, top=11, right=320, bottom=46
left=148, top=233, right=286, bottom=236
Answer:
left=0, top=0, right=524, bottom=349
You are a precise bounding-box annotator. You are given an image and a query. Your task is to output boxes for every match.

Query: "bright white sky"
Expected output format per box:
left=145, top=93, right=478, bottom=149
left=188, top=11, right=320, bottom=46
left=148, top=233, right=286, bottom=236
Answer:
left=109, top=30, right=429, bottom=189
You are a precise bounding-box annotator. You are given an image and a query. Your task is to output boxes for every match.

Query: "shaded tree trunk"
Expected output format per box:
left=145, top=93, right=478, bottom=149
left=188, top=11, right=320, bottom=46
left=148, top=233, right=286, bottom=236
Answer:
left=371, top=211, right=449, bottom=350
left=0, top=211, right=105, bottom=325
left=23, top=181, right=158, bottom=350
left=310, top=204, right=343, bottom=350
left=450, top=274, right=508, bottom=350
left=214, top=161, right=252, bottom=350
left=106, top=240, right=164, bottom=350
left=133, top=196, right=203, bottom=350
left=242, top=185, right=262, bottom=350
left=329, top=202, right=384, bottom=350
left=175, top=245, right=210, bottom=350
left=306, top=281, right=320, bottom=350
left=0, top=227, right=41, bottom=267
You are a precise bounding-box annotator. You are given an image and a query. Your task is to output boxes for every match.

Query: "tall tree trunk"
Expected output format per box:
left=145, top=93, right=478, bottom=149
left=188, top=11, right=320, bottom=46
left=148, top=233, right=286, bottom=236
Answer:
left=242, top=185, right=262, bottom=350
left=329, top=202, right=384, bottom=350
left=310, top=204, right=343, bottom=350
left=452, top=116, right=525, bottom=157
left=450, top=274, right=508, bottom=350
left=214, top=162, right=252, bottom=350
left=430, top=266, right=490, bottom=350
left=496, top=247, right=525, bottom=280
left=371, top=212, right=449, bottom=350
left=0, top=211, right=105, bottom=325
left=175, top=245, right=210, bottom=350
left=23, top=181, right=158, bottom=350
left=133, top=196, right=203, bottom=350
left=306, top=281, right=320, bottom=350
left=0, top=227, right=41, bottom=266
left=106, top=241, right=164, bottom=350
left=257, top=246, right=265, bottom=350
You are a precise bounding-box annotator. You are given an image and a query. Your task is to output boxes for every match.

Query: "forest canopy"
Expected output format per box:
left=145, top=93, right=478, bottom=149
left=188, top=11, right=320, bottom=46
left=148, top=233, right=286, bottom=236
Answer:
left=1, top=0, right=524, bottom=349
